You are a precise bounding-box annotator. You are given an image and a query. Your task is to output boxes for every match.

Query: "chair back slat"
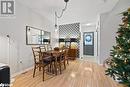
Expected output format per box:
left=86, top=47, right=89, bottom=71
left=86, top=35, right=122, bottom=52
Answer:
left=40, top=46, right=46, bottom=52
left=32, top=47, right=41, bottom=64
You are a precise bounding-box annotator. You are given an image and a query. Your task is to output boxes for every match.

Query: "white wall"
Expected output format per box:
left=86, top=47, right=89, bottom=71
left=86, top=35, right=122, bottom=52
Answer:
left=0, top=1, right=54, bottom=75
left=99, top=0, right=130, bottom=64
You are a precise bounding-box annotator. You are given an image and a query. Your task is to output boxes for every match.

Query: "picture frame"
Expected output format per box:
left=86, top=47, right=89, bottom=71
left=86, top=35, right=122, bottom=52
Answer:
left=26, top=26, right=51, bottom=45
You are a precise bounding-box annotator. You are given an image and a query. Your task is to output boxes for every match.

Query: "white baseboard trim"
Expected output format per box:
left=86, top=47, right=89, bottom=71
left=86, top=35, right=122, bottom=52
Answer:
left=11, top=66, right=33, bottom=78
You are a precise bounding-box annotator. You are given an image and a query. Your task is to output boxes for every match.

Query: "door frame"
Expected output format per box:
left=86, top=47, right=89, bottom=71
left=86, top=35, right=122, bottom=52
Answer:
left=83, top=32, right=94, bottom=56
left=80, top=28, right=98, bottom=58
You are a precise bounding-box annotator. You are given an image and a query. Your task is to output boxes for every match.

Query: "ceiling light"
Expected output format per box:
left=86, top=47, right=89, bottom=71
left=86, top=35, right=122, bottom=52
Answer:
left=86, top=23, right=92, bottom=26
left=64, top=0, right=69, bottom=3
left=83, top=23, right=96, bottom=27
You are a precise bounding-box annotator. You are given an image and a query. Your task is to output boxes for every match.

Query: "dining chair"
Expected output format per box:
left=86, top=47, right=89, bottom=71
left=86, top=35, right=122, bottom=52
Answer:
left=40, top=45, right=53, bottom=73
left=60, top=48, right=69, bottom=65
left=40, top=46, right=49, bottom=59
left=51, top=52, right=60, bottom=75
left=40, top=45, right=46, bottom=52
left=54, top=47, right=60, bottom=51
left=32, top=47, right=52, bottom=81
left=65, top=48, right=69, bottom=65
left=56, top=50, right=66, bottom=74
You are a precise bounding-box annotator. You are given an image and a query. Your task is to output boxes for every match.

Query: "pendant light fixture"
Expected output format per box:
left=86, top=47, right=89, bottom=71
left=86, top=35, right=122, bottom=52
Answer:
left=55, top=0, right=69, bottom=29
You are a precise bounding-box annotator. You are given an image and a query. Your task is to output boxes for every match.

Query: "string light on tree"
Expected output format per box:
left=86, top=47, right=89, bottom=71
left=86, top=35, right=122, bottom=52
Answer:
left=129, top=49, right=130, bottom=52
left=124, top=58, right=128, bottom=64
left=127, top=40, right=130, bottom=43
left=114, top=55, right=118, bottom=57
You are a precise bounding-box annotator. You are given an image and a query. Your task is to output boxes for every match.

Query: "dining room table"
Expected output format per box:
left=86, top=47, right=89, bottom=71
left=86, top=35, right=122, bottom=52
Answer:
left=42, top=49, right=65, bottom=75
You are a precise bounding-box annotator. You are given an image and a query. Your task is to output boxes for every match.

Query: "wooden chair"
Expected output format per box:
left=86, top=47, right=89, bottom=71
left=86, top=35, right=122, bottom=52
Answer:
left=60, top=47, right=69, bottom=65
left=32, top=47, right=52, bottom=81
left=56, top=50, right=66, bottom=74
left=51, top=52, right=60, bottom=75
left=40, top=46, right=49, bottom=58
left=40, top=46, right=46, bottom=52
left=54, top=47, right=60, bottom=51
left=40, top=45, right=53, bottom=72
left=65, top=48, right=69, bottom=65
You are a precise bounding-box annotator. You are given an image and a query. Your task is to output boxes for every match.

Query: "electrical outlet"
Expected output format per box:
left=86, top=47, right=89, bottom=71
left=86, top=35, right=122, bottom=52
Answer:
left=81, top=57, right=83, bottom=59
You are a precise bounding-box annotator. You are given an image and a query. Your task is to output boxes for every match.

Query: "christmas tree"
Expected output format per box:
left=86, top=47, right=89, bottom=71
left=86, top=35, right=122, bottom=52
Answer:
left=106, top=8, right=130, bottom=87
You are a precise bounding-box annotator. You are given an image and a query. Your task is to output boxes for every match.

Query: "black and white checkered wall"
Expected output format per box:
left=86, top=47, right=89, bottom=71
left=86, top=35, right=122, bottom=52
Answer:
left=59, top=23, right=80, bottom=38
left=59, top=23, right=80, bottom=58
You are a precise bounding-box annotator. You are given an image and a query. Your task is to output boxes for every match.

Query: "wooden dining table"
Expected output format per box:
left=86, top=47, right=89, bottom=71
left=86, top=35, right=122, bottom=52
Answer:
left=42, top=50, right=64, bottom=75
left=46, top=50, right=63, bottom=57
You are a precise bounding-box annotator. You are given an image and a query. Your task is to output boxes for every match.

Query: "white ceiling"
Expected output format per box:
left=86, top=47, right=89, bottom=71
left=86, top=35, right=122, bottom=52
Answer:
left=18, top=0, right=119, bottom=25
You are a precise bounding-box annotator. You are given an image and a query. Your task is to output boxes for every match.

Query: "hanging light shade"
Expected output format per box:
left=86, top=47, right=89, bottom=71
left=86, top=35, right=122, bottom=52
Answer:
left=64, top=0, right=69, bottom=3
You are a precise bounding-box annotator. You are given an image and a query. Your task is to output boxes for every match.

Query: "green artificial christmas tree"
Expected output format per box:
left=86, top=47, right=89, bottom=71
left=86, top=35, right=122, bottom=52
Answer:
left=106, top=8, right=130, bottom=87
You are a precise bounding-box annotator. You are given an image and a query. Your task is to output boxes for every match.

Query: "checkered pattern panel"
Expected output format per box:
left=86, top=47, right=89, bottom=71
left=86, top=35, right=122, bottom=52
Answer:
left=59, top=23, right=80, bottom=58
left=59, top=23, right=80, bottom=38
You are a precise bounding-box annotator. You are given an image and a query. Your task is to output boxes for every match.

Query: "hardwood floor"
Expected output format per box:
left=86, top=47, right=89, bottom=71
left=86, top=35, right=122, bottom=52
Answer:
left=12, top=60, right=124, bottom=87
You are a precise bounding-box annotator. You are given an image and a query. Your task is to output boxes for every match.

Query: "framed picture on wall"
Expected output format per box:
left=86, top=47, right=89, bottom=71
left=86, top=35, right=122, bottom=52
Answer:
left=84, top=32, right=93, bottom=45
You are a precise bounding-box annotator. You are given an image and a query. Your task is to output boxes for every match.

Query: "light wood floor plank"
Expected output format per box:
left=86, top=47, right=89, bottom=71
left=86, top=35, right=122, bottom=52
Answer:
left=12, top=60, right=125, bottom=87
